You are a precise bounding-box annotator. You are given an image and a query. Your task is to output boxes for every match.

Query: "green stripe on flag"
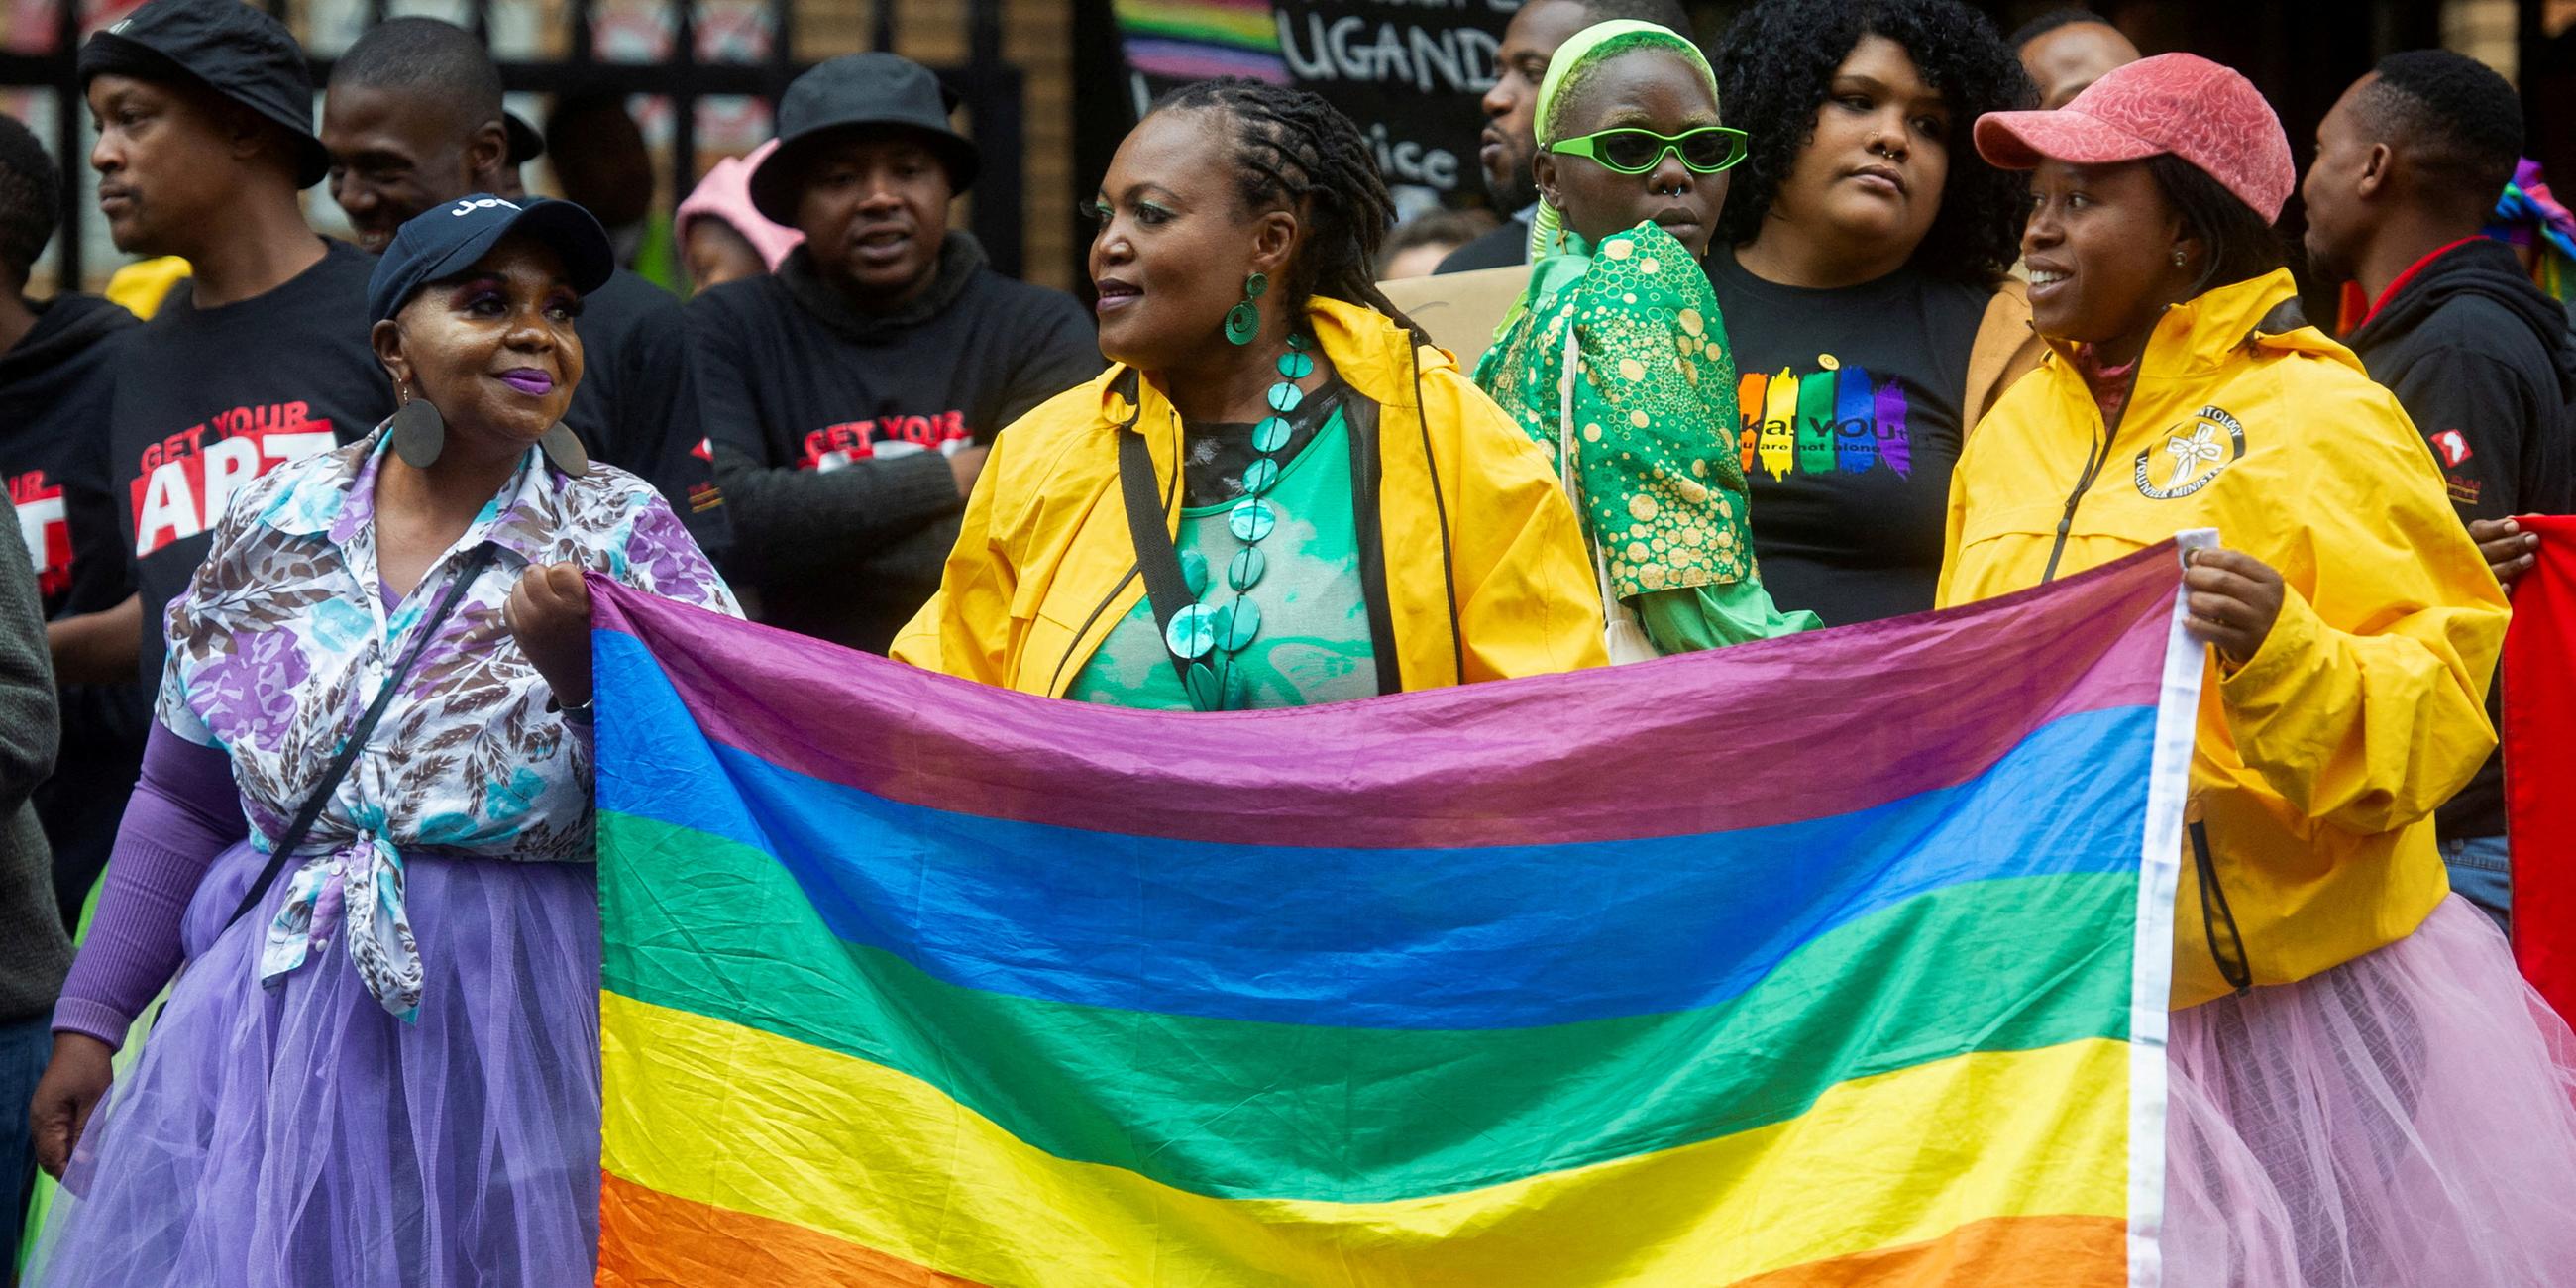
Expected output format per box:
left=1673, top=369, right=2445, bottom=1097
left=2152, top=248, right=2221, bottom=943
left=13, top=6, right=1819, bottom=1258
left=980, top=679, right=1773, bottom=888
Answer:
left=599, top=810, right=2134, bottom=1205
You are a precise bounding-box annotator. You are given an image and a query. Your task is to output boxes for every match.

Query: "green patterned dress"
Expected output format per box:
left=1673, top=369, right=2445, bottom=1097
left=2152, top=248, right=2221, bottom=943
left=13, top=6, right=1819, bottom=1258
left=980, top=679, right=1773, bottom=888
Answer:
left=1473, top=220, right=1817, bottom=652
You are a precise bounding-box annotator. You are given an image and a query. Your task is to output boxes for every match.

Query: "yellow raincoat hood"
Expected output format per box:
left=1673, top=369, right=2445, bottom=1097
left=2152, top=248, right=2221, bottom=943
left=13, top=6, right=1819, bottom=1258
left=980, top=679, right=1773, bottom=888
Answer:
left=1939, top=269, right=2509, bottom=1008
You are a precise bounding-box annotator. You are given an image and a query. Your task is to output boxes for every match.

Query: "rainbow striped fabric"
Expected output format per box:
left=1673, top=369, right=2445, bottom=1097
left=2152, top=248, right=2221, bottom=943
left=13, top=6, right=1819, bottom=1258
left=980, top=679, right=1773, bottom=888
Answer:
left=590, top=541, right=2203, bottom=1287
left=1112, top=0, right=1286, bottom=88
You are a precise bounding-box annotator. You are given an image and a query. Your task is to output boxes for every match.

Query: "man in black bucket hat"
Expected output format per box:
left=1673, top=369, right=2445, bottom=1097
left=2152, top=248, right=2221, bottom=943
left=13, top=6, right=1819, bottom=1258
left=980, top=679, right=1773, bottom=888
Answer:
left=80, top=0, right=331, bottom=188
left=48, top=0, right=389, bottom=697
left=682, top=52, right=1097, bottom=654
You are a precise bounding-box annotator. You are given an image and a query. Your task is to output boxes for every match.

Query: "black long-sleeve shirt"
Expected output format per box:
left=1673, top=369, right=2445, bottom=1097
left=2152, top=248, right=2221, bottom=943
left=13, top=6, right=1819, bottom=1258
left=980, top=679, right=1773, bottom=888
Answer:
left=680, top=235, right=1099, bottom=652
left=2347, top=237, right=2576, bottom=841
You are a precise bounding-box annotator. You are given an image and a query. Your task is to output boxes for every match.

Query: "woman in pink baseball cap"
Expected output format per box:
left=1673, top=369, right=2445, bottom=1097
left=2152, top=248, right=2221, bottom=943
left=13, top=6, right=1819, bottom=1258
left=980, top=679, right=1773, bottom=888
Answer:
left=1945, top=52, right=2576, bottom=1286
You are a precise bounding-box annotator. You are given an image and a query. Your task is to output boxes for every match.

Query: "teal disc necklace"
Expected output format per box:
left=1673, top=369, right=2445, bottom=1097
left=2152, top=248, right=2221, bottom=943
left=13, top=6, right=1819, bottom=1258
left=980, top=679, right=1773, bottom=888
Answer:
left=1161, top=332, right=1314, bottom=711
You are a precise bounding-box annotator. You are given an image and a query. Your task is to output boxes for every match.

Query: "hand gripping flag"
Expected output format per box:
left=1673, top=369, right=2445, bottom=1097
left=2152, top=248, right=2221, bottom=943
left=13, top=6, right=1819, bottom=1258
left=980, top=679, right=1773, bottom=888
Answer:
left=590, top=540, right=2209, bottom=1287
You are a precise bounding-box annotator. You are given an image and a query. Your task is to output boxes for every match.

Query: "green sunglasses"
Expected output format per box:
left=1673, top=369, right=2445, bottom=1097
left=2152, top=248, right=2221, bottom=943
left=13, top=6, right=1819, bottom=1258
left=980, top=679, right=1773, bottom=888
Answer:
left=1548, top=125, right=1749, bottom=175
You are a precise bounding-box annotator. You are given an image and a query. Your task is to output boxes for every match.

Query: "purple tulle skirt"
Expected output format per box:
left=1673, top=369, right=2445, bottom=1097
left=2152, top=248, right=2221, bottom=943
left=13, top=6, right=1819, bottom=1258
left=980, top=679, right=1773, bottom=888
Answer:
left=2164, top=895, right=2576, bottom=1286
left=25, top=840, right=601, bottom=1288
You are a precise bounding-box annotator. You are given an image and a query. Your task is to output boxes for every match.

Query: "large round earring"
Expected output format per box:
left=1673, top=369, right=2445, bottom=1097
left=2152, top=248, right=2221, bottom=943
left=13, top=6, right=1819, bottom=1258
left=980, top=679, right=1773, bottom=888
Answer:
left=1224, top=271, right=1267, bottom=346
left=539, top=422, right=590, bottom=476
left=389, top=393, right=445, bottom=469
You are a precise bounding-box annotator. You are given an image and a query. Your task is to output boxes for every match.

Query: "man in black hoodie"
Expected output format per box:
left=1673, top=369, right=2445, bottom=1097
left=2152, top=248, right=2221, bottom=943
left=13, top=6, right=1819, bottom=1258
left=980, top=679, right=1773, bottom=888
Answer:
left=2305, top=49, right=2576, bottom=927
left=0, top=118, right=140, bottom=928
left=683, top=54, right=1097, bottom=653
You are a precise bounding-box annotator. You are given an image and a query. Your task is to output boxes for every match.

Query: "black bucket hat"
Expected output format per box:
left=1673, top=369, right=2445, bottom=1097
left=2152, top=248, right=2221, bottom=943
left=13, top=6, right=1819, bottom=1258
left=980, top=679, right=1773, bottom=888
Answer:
left=748, top=53, right=978, bottom=224
left=78, top=0, right=331, bottom=189
left=503, top=110, right=545, bottom=164
left=367, top=194, right=614, bottom=325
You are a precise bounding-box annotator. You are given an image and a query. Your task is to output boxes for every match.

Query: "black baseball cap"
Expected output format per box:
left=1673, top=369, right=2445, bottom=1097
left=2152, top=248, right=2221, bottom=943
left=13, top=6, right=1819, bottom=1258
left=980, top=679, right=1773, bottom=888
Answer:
left=367, top=194, right=613, bottom=325
left=748, top=53, right=978, bottom=224
left=78, top=0, right=331, bottom=189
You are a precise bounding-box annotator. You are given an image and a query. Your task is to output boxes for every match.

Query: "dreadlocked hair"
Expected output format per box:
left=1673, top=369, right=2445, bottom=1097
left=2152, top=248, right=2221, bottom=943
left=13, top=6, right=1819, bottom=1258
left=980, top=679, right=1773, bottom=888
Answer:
left=1148, top=78, right=1427, bottom=344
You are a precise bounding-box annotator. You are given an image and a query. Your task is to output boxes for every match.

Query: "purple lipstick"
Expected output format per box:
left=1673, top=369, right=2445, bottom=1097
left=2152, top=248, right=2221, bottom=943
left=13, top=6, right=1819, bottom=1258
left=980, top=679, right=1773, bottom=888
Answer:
left=498, top=369, right=554, bottom=397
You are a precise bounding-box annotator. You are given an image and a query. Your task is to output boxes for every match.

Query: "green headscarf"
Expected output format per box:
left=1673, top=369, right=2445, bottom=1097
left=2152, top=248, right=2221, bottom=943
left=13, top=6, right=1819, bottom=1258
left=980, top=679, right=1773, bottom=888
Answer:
left=1526, top=20, right=1724, bottom=263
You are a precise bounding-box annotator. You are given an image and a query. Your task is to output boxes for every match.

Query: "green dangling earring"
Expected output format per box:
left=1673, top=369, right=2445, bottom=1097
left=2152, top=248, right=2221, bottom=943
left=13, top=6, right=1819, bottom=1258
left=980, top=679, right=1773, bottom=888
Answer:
left=1223, top=271, right=1267, bottom=346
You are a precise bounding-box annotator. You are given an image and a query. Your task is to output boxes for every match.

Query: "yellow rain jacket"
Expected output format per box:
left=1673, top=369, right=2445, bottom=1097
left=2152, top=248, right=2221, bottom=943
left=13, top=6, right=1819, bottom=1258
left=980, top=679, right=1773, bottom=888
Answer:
left=1938, top=270, right=2508, bottom=1009
left=893, top=297, right=1607, bottom=695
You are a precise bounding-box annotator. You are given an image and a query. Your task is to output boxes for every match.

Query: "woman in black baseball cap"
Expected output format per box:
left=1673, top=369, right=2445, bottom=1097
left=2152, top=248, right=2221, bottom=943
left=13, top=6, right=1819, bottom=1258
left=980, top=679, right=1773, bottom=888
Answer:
left=23, top=196, right=739, bottom=1286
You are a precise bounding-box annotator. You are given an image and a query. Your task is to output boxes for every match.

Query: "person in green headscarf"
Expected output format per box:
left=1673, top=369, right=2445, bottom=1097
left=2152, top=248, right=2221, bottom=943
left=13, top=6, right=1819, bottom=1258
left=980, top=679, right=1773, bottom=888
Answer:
left=1473, top=19, right=1817, bottom=659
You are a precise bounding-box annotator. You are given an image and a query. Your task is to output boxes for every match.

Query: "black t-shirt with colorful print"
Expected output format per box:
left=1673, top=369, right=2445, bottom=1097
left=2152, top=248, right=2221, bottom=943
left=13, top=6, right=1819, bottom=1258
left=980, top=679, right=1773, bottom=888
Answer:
left=1707, top=251, right=1989, bottom=627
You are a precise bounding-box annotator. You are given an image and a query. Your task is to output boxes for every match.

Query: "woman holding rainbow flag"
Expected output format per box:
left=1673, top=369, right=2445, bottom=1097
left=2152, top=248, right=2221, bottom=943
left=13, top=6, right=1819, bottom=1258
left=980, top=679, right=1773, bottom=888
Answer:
left=895, top=80, right=1604, bottom=706
left=1944, top=53, right=2576, bottom=1286
left=23, top=196, right=736, bottom=1286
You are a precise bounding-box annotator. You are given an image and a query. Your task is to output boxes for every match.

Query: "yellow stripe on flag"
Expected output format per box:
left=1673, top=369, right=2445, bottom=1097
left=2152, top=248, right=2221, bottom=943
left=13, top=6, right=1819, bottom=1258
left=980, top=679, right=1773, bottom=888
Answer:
left=600, top=994, right=2130, bottom=1286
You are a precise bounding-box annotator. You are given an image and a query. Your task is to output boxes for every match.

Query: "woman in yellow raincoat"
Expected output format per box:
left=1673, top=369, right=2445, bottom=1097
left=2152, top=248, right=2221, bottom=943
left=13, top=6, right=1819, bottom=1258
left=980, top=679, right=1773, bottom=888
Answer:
left=895, top=80, right=1603, bottom=705
left=1949, top=54, right=2576, bottom=1287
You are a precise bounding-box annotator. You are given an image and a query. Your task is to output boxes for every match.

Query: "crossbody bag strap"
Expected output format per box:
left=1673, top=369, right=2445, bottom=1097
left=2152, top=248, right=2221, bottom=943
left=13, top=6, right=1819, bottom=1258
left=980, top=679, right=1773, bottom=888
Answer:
left=224, top=540, right=501, bottom=931
left=1116, top=427, right=1199, bottom=691
left=1340, top=393, right=1402, bottom=697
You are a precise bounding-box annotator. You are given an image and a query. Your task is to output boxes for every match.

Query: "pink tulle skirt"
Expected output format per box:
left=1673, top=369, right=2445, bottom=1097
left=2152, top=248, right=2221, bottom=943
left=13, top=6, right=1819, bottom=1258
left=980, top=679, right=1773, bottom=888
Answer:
left=2164, top=895, right=2576, bottom=1286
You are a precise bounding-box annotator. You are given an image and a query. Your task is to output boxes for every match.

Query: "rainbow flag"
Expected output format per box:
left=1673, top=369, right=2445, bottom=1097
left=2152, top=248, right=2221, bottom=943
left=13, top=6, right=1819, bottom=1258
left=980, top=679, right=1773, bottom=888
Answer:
left=1113, top=0, right=1287, bottom=90
left=590, top=540, right=2205, bottom=1287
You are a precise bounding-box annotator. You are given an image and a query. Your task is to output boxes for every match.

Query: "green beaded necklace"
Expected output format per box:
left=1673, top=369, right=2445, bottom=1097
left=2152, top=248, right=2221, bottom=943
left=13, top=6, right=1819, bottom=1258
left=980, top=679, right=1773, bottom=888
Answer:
left=1158, top=332, right=1315, bottom=711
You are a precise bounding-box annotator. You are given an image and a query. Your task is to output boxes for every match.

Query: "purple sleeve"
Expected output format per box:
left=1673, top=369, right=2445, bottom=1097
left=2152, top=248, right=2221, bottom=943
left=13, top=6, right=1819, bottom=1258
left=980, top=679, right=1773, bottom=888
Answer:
left=52, top=723, right=246, bottom=1049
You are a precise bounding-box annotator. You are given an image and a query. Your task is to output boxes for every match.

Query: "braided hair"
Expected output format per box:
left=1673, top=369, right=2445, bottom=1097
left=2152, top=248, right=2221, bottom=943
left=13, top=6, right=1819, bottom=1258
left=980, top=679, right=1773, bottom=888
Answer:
left=1148, top=78, right=1426, bottom=341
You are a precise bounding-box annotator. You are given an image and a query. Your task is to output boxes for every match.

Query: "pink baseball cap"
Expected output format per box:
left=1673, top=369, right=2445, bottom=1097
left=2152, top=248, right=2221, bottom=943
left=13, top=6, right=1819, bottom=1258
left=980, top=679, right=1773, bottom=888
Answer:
left=1975, top=53, right=2294, bottom=222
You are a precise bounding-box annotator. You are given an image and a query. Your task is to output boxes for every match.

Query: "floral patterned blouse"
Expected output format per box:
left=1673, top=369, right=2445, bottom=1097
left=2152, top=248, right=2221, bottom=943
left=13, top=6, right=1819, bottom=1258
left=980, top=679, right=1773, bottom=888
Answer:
left=157, top=423, right=739, bottom=1018
left=1473, top=220, right=1817, bottom=653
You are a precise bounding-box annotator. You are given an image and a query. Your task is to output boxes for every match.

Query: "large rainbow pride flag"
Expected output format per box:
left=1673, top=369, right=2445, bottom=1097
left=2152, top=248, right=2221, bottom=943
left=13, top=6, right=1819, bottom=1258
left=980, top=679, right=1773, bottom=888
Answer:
left=590, top=540, right=2205, bottom=1287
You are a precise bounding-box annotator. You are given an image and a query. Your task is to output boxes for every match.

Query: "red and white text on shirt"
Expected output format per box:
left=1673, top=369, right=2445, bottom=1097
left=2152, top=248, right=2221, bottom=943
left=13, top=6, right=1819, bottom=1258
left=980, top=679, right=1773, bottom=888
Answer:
left=9, top=470, right=69, bottom=597
left=798, top=410, right=968, bottom=472
left=130, top=403, right=337, bottom=557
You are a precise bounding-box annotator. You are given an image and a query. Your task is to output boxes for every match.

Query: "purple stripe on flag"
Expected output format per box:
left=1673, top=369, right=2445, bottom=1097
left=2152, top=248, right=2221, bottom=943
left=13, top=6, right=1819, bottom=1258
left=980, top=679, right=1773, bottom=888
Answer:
left=589, top=541, right=2185, bottom=849
left=1122, top=38, right=1288, bottom=82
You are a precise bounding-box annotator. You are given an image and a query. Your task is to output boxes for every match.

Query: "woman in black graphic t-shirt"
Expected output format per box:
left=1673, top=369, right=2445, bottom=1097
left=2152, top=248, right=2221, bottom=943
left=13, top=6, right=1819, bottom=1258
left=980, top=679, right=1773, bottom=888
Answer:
left=1706, top=0, right=2043, bottom=625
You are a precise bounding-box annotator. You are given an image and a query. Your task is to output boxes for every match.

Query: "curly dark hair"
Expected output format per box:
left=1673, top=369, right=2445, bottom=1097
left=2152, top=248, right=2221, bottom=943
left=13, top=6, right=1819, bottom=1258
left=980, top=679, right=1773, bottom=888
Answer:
left=1713, top=0, right=2035, bottom=283
left=1149, top=78, right=1424, bottom=340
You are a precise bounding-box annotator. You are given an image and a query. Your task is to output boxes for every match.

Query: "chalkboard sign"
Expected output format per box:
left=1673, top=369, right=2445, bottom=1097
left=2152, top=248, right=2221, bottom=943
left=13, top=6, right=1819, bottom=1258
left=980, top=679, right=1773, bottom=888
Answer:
left=1274, top=0, right=1517, bottom=200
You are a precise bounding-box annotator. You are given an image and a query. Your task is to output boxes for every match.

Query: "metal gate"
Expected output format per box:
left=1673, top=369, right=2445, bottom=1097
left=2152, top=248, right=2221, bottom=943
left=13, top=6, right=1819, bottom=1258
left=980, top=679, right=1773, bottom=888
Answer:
left=0, top=0, right=1023, bottom=292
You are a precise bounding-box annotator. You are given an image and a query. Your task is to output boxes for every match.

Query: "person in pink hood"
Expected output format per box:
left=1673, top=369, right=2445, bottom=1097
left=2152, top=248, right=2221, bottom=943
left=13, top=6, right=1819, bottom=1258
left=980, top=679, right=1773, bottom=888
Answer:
left=676, top=139, right=804, bottom=292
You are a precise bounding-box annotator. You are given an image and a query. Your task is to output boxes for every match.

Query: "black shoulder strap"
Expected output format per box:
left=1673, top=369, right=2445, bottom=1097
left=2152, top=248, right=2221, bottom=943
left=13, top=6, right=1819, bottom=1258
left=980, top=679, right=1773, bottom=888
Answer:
left=225, top=540, right=501, bottom=931
left=1115, top=427, right=1198, bottom=690
left=1341, top=394, right=1402, bottom=697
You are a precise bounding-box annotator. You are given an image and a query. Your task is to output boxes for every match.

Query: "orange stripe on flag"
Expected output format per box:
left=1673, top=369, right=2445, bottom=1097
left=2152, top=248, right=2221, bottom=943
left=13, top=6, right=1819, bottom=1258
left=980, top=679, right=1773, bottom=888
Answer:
left=596, top=1172, right=988, bottom=1288
left=1724, top=1213, right=2127, bottom=1287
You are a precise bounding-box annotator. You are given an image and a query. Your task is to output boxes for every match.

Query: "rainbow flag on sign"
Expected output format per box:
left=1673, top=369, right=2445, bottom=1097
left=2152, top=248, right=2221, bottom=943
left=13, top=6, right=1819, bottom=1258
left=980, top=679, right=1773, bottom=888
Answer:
left=1113, top=0, right=1287, bottom=92
left=590, top=540, right=2205, bottom=1287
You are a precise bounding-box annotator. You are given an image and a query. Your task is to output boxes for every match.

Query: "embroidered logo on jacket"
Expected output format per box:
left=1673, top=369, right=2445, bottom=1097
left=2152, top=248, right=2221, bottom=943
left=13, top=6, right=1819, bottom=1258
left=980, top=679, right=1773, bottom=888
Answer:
left=2428, top=429, right=2473, bottom=469
left=2133, top=406, right=2245, bottom=500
